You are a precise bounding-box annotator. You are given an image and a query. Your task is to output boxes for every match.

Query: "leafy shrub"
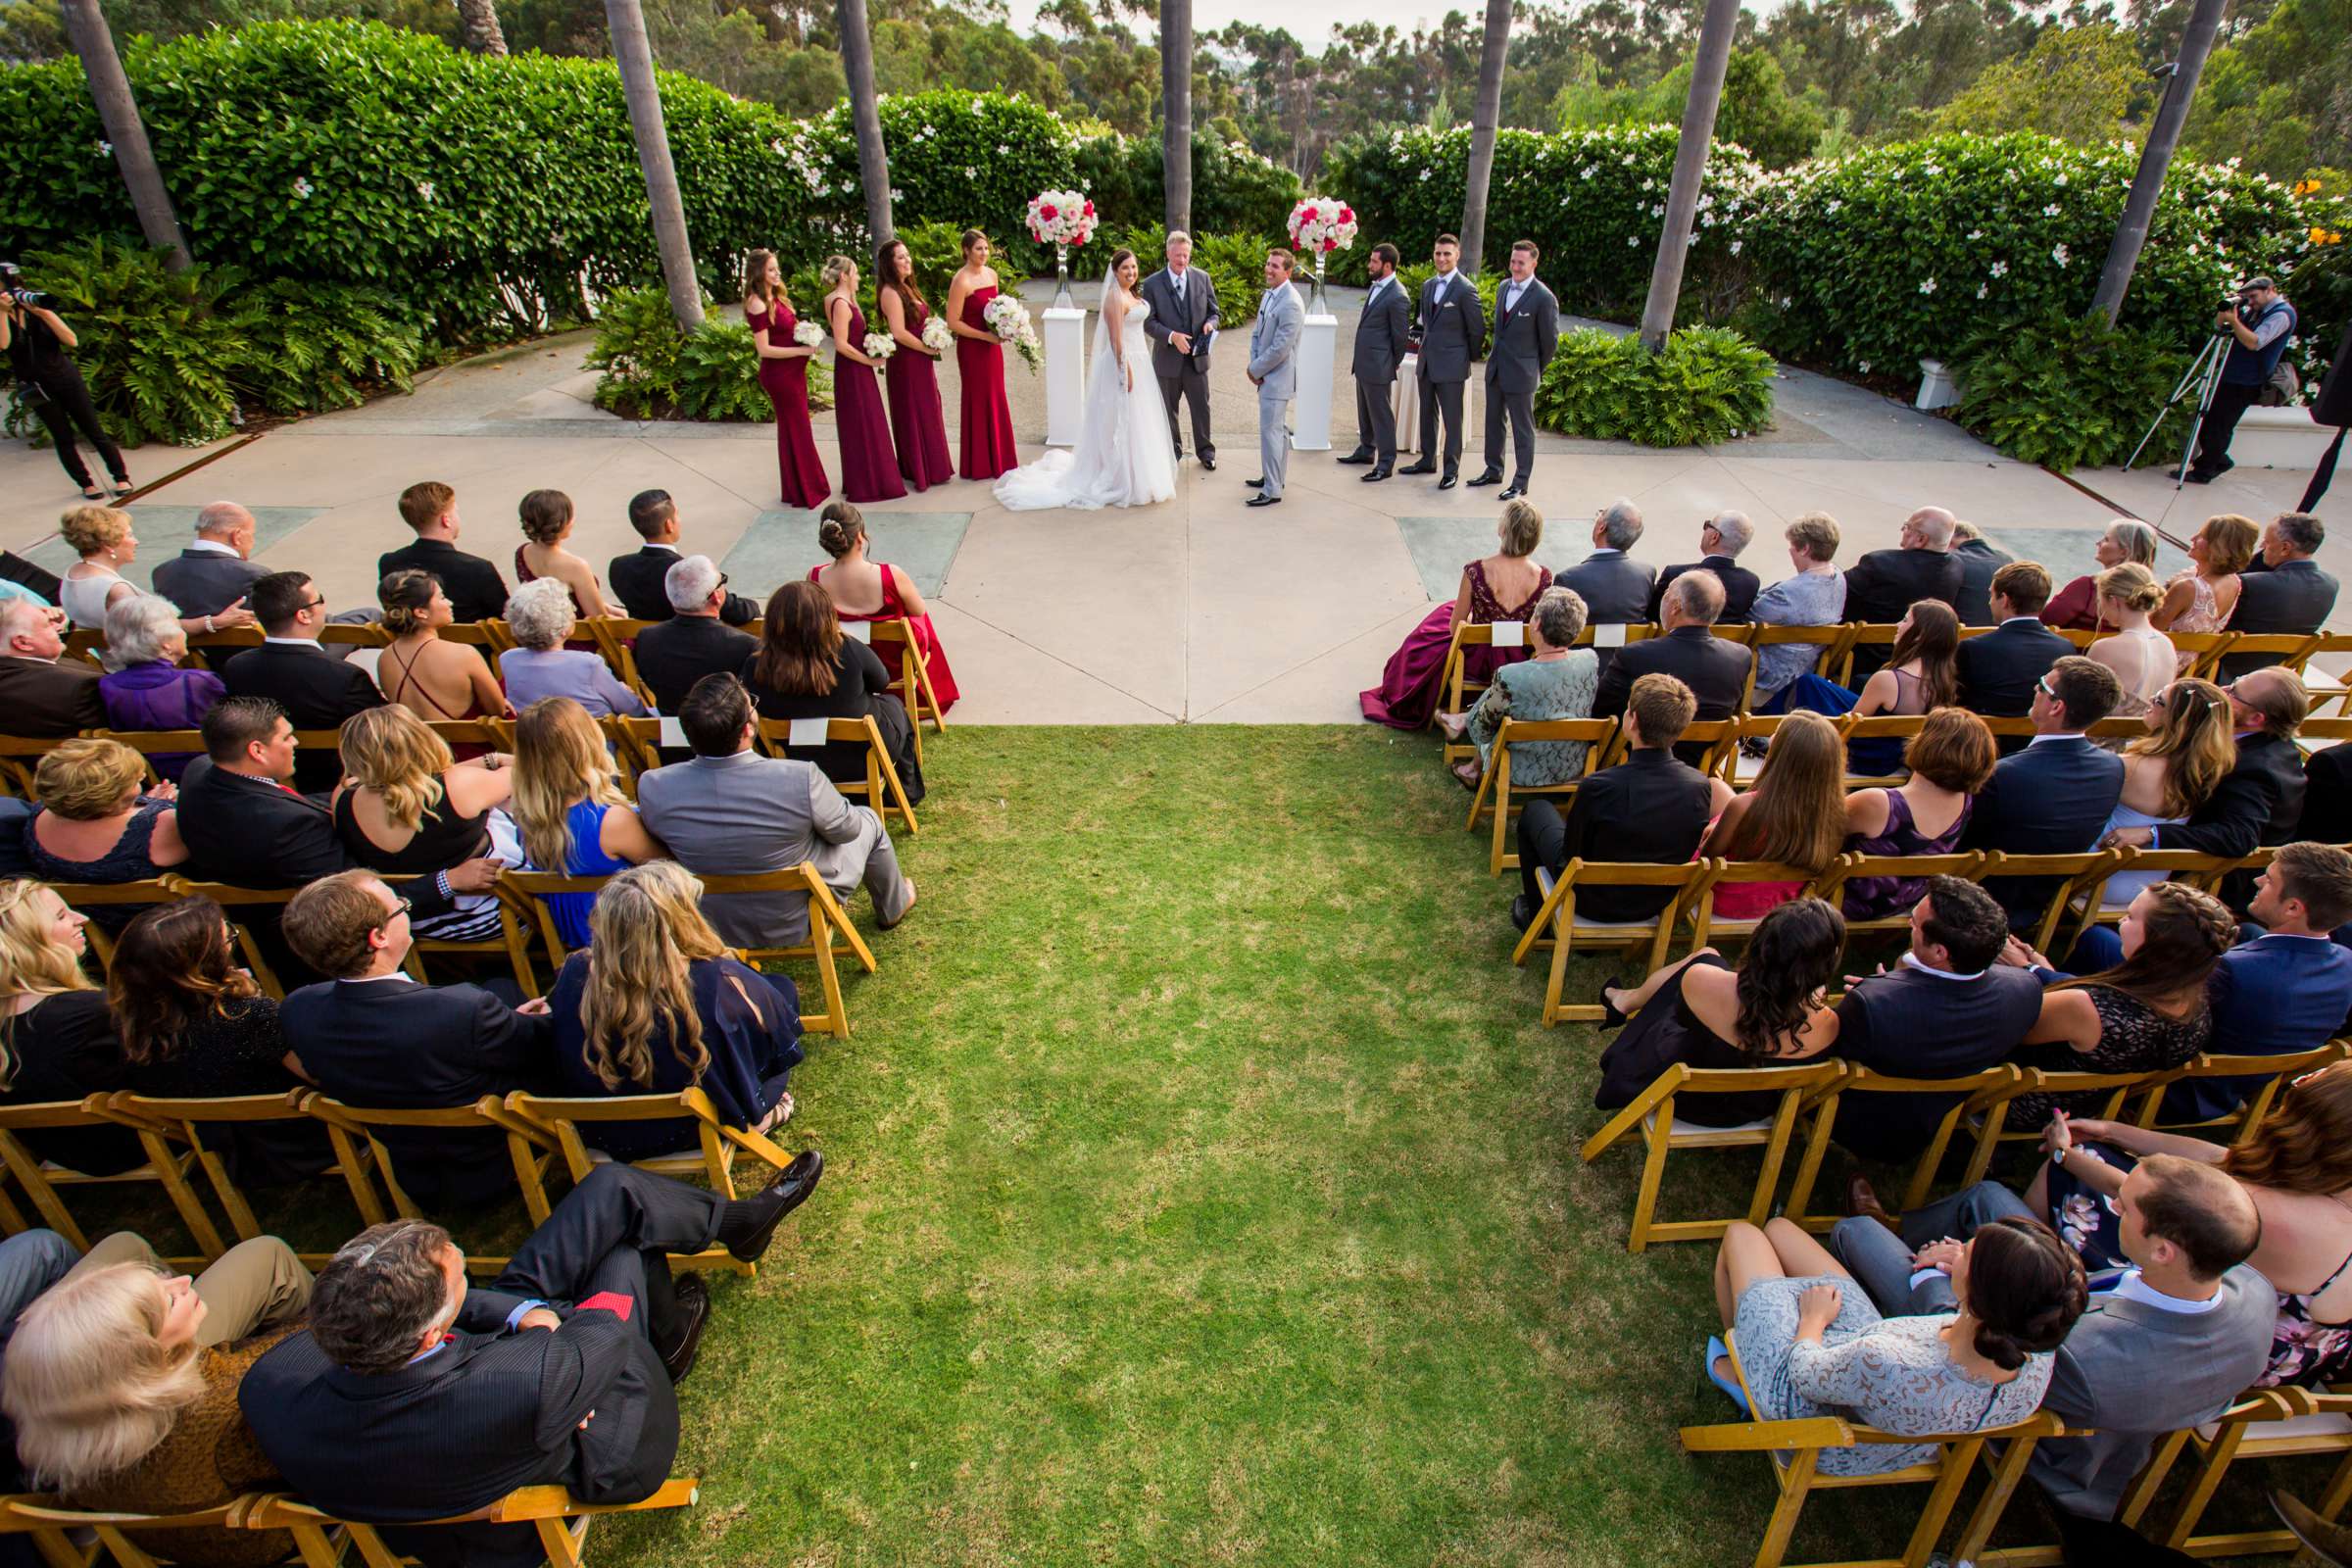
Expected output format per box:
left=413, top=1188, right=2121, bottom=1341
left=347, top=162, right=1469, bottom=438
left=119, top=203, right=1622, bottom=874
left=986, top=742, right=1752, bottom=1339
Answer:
left=239, top=278, right=423, bottom=416
left=588, top=288, right=831, bottom=421
left=1533, top=325, right=1777, bottom=448
left=1951, top=313, right=2193, bottom=472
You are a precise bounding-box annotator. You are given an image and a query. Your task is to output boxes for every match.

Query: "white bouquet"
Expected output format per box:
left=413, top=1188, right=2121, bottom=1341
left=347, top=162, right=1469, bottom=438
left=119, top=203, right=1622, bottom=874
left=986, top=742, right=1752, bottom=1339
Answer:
left=920, top=314, right=954, bottom=356
left=1024, top=189, right=1097, bottom=249
left=1288, top=196, right=1360, bottom=260
left=982, top=293, right=1043, bottom=371
left=862, top=331, right=896, bottom=363
left=792, top=318, right=823, bottom=349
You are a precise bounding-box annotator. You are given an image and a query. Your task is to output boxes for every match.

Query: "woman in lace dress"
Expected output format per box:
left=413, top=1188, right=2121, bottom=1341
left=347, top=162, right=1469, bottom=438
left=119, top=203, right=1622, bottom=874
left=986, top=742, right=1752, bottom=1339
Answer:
left=2154, top=514, right=2259, bottom=667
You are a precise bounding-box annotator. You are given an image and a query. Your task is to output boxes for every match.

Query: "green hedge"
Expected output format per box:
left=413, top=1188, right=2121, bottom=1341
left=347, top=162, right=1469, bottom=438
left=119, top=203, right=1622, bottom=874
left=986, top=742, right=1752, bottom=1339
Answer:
left=1075, top=131, right=1300, bottom=241
left=1951, top=312, right=2193, bottom=473
left=1533, top=325, right=1776, bottom=448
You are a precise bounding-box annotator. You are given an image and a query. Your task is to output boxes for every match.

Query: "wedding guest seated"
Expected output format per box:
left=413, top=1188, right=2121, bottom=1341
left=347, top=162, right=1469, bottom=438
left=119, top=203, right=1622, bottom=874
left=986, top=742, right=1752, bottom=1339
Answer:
left=1962, top=657, right=2125, bottom=927
left=377, top=481, right=510, bottom=625
left=1448, top=586, right=1594, bottom=790
left=1557, top=500, right=1654, bottom=668
left=2108, top=668, right=2306, bottom=881
left=24, top=737, right=188, bottom=895
left=1834, top=1152, right=2267, bottom=1521
left=1841, top=507, right=1963, bottom=679
left=636, top=674, right=915, bottom=944
left=1511, top=673, right=1715, bottom=931
left=1697, top=710, right=1846, bottom=920
left=510, top=696, right=662, bottom=950
left=609, top=489, right=757, bottom=625
left=1747, top=512, right=1845, bottom=708
left=808, top=501, right=961, bottom=712
left=2220, top=512, right=2338, bottom=680
left=4, top=1230, right=314, bottom=1566
left=1998, top=882, right=2234, bottom=1126
left=1829, top=875, right=2044, bottom=1159
left=1699, top=1212, right=2081, bottom=1473
left=0, top=597, right=105, bottom=736
left=2084, top=564, right=2174, bottom=720
left=2043, top=518, right=2159, bottom=632
left=1592, top=570, right=1751, bottom=765
left=514, top=488, right=620, bottom=619
left=220, top=571, right=385, bottom=795
left=1595, top=899, right=1842, bottom=1124
left=1948, top=519, right=2012, bottom=625
left=1956, top=562, right=2073, bottom=724
left=741, top=580, right=923, bottom=805
left=331, top=704, right=515, bottom=950
left=633, top=556, right=759, bottom=716
left=1362, top=499, right=1552, bottom=729
left=96, top=593, right=226, bottom=775
left=241, top=1158, right=821, bottom=1567
left=499, top=577, right=648, bottom=720
left=278, top=871, right=554, bottom=1208
left=548, top=861, right=804, bottom=1161
left=2086, top=678, right=2236, bottom=913
left=376, top=569, right=508, bottom=726
left=1784, top=599, right=1959, bottom=776
left=1838, top=707, right=1996, bottom=921
left=1648, top=509, right=1760, bottom=624
left=0, top=880, right=138, bottom=1173
left=60, top=504, right=248, bottom=639
left=151, top=501, right=269, bottom=623
left=2153, top=513, right=2256, bottom=654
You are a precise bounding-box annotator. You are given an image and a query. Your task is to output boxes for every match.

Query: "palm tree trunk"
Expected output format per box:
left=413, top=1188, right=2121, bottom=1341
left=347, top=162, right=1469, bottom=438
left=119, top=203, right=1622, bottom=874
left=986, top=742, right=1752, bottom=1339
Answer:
left=1456, top=0, right=1510, bottom=279
left=1161, top=0, right=1193, bottom=233
left=605, top=0, right=705, bottom=332
left=1638, top=0, right=1738, bottom=351
left=2090, top=0, right=2227, bottom=324
left=837, top=0, right=894, bottom=244
left=57, top=0, right=189, bottom=270
left=457, top=0, right=510, bottom=56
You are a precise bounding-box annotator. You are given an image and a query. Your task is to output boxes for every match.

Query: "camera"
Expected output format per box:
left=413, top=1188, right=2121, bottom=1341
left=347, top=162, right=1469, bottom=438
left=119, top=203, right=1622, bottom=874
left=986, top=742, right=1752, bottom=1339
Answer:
left=0, top=263, right=47, bottom=310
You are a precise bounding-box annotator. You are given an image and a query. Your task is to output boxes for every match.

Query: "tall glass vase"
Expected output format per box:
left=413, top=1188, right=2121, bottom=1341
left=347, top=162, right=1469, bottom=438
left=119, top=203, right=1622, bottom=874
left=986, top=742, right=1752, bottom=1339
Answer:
left=1053, top=243, right=1074, bottom=310
left=1307, top=253, right=1329, bottom=314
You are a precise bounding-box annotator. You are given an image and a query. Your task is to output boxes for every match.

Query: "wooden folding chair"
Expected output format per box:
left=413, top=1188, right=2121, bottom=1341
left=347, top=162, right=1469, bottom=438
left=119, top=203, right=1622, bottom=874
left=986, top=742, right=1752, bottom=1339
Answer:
left=754, top=714, right=918, bottom=834
left=1434, top=620, right=1542, bottom=765
left=2116, top=1386, right=2352, bottom=1557
left=2297, top=632, right=2352, bottom=716
left=1976, top=1062, right=2191, bottom=1163
left=0, top=735, right=55, bottom=797
left=2219, top=630, right=2325, bottom=682
left=870, top=616, right=946, bottom=751
left=1510, top=858, right=1708, bottom=1025
left=1833, top=623, right=1902, bottom=688
left=3, top=1495, right=248, bottom=1568
left=1741, top=624, right=1855, bottom=714
left=1784, top=1065, right=2026, bottom=1228
left=2167, top=629, right=2238, bottom=683
left=1682, top=859, right=1842, bottom=955
left=582, top=617, right=662, bottom=711
left=2300, top=713, right=2352, bottom=763
left=599, top=715, right=665, bottom=796
left=0, top=1097, right=217, bottom=1259
left=1808, top=852, right=1985, bottom=942
left=1582, top=1060, right=1844, bottom=1251
left=405, top=880, right=543, bottom=998
left=445, top=618, right=518, bottom=658
left=2050, top=847, right=2243, bottom=964
left=242, top=1478, right=700, bottom=1568
left=104, top=1090, right=350, bottom=1263
left=303, top=1093, right=559, bottom=1244
left=1715, top=714, right=1785, bottom=789
left=1838, top=712, right=1932, bottom=789
left=504, top=1088, right=795, bottom=1274
left=2131, top=1040, right=2351, bottom=1145
left=1974, top=850, right=2123, bottom=960
left=1682, top=1336, right=2067, bottom=1568
left=156, top=878, right=298, bottom=998
left=1464, top=716, right=1616, bottom=875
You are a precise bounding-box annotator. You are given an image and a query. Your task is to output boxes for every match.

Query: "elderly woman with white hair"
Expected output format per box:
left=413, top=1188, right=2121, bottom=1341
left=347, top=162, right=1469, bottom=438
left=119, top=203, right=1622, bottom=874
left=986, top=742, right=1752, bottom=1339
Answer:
left=2043, top=518, right=2161, bottom=632
left=1453, top=585, right=1598, bottom=789
left=95, top=593, right=227, bottom=776
left=496, top=576, right=648, bottom=718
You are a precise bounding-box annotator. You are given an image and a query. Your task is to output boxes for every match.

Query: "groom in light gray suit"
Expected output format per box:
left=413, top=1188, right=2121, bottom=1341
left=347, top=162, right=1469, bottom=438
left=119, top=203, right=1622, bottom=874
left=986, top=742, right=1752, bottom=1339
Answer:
left=1246, top=249, right=1304, bottom=511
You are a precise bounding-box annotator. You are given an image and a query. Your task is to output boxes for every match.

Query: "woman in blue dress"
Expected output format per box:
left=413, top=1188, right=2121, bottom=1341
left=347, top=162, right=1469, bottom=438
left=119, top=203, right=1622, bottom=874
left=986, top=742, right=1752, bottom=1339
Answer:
left=508, top=696, right=662, bottom=950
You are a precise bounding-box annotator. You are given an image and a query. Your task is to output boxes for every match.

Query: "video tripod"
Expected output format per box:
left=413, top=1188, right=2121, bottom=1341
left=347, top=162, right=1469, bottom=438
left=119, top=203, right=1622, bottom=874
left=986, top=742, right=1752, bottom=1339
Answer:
left=2126, top=321, right=2234, bottom=485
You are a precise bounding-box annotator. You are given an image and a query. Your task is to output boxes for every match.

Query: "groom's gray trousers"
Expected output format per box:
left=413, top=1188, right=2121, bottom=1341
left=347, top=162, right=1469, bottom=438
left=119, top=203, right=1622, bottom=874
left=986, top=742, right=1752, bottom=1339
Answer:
left=1257, top=388, right=1291, bottom=500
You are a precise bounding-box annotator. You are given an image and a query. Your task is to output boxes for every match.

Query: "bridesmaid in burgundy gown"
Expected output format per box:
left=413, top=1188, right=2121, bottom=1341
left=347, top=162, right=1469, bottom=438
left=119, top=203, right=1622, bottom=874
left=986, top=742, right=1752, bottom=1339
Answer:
left=743, top=248, right=828, bottom=509
left=874, top=238, right=954, bottom=492
left=822, top=254, right=907, bottom=505
left=946, top=228, right=1019, bottom=481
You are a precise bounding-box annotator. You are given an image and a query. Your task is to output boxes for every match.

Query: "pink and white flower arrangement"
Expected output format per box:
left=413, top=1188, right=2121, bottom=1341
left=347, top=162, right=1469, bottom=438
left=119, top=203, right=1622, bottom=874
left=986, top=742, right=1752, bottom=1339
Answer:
left=1025, top=190, right=1097, bottom=249
left=1288, top=197, right=1359, bottom=257
left=982, top=293, right=1042, bottom=371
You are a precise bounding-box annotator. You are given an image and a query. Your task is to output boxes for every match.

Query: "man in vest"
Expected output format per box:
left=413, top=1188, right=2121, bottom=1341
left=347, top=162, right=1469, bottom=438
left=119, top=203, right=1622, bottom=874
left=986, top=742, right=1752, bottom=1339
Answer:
left=2189, top=274, right=2297, bottom=484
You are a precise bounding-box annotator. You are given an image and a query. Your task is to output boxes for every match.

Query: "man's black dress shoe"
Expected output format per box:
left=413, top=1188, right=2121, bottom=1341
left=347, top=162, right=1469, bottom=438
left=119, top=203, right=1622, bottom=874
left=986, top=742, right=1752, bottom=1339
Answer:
left=1337, top=450, right=1375, bottom=466
left=1509, top=894, right=1537, bottom=933
left=1438, top=474, right=1458, bottom=490
left=728, top=1150, right=824, bottom=1262
left=1246, top=493, right=1282, bottom=508
left=1398, top=462, right=1437, bottom=475
left=1246, top=476, right=1266, bottom=488
left=1499, top=484, right=1526, bottom=502
left=2184, top=468, right=2216, bottom=484
left=1362, top=467, right=1391, bottom=482
left=1467, top=470, right=1503, bottom=487
left=658, top=1273, right=710, bottom=1384
left=1200, top=454, right=1215, bottom=471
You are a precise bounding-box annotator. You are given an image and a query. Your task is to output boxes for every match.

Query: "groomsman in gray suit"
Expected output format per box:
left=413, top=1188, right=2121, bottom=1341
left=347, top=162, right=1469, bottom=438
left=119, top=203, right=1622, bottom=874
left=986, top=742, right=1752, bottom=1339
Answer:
left=1246, top=250, right=1304, bottom=511
left=1471, top=240, right=1560, bottom=501
left=1399, top=233, right=1485, bottom=490
left=1339, top=242, right=1411, bottom=481
left=1141, top=230, right=1220, bottom=470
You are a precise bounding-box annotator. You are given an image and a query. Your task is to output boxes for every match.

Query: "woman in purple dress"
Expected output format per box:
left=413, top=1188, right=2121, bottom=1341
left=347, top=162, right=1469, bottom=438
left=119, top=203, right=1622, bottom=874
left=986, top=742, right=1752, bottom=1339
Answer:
left=822, top=254, right=908, bottom=506
left=743, top=249, right=829, bottom=510
left=1361, top=499, right=1551, bottom=729
left=875, top=238, right=954, bottom=492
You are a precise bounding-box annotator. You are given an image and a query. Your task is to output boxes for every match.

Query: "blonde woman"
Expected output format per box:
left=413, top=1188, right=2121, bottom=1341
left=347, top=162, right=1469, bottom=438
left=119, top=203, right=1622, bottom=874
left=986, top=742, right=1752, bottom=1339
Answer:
left=2096, top=680, right=2238, bottom=907
left=822, top=253, right=908, bottom=505
left=0, top=879, right=137, bottom=1173
left=56, top=505, right=253, bottom=637
left=2086, top=563, right=2175, bottom=719
left=546, top=861, right=805, bottom=1161
left=377, top=569, right=508, bottom=725
left=329, top=706, right=517, bottom=943
left=25, top=736, right=189, bottom=892
left=1367, top=498, right=1552, bottom=729
left=514, top=489, right=620, bottom=620
left=3, top=1230, right=313, bottom=1567
left=509, top=696, right=662, bottom=948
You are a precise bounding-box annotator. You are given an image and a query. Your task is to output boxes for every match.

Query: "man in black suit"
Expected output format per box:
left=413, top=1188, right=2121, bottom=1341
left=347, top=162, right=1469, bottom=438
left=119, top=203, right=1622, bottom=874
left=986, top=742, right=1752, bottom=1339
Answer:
left=1842, top=506, right=1966, bottom=679
left=608, top=490, right=758, bottom=626
left=1592, top=570, right=1751, bottom=765
left=1830, top=875, right=2045, bottom=1159
left=1469, top=239, right=1560, bottom=501
left=219, top=571, right=385, bottom=793
left=377, top=480, right=511, bottom=625
left=1961, top=656, right=2126, bottom=926
left=2220, top=513, right=2339, bottom=680
left=278, top=870, right=554, bottom=1209
left=151, top=501, right=269, bottom=620
left=1513, top=672, right=1714, bottom=929
left=1339, top=242, right=1410, bottom=480
left=1948, top=520, right=2013, bottom=625
left=0, top=598, right=104, bottom=736
left=2113, top=667, right=2310, bottom=908
left=242, top=1156, right=821, bottom=1568
left=1647, top=510, right=1761, bottom=624
left=633, top=555, right=759, bottom=714
left=1397, top=233, right=1485, bottom=489
left=1956, top=561, right=2075, bottom=728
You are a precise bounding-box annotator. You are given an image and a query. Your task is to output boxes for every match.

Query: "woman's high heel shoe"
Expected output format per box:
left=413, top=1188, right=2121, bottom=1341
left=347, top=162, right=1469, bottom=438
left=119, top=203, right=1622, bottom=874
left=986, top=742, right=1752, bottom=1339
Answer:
left=1598, top=976, right=1635, bottom=1030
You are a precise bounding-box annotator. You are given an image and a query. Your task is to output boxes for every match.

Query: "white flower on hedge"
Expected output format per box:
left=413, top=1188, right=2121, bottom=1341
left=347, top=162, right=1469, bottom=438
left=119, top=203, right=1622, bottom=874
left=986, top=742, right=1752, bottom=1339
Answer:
left=1968, top=228, right=1984, bottom=240
left=891, top=188, right=905, bottom=201
left=1919, top=277, right=1936, bottom=294
left=96, top=139, right=112, bottom=157
left=2042, top=204, right=2061, bottom=217
left=1729, top=239, right=1742, bottom=255
left=1418, top=169, right=1431, bottom=181
left=1579, top=167, right=1595, bottom=179
left=1627, top=235, right=1639, bottom=246
left=416, top=180, right=435, bottom=201
left=1825, top=199, right=1842, bottom=215
left=2053, top=172, right=2069, bottom=186
left=1924, top=163, right=1941, bottom=176
left=1977, top=284, right=1988, bottom=299
left=1858, top=361, right=1872, bottom=373
left=291, top=176, right=313, bottom=199
left=2052, top=244, right=2070, bottom=266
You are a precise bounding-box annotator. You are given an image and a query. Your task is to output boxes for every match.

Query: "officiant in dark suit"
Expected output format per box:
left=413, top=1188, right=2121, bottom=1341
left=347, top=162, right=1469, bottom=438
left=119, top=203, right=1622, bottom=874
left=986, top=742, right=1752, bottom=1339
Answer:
left=1471, top=240, right=1559, bottom=502
left=1141, top=231, right=1220, bottom=470
left=1339, top=242, right=1411, bottom=480
left=1400, top=233, right=1485, bottom=489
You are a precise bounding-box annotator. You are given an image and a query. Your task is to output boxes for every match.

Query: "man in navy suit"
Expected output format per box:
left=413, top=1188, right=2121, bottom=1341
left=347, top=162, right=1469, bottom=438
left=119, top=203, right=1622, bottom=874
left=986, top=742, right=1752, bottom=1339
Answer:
left=2106, top=666, right=2310, bottom=910
left=2219, top=513, right=2338, bottom=680
left=1560, top=500, right=1654, bottom=684
left=1956, top=562, right=2076, bottom=731
left=1961, top=656, right=2126, bottom=927
left=1647, top=510, right=1761, bottom=625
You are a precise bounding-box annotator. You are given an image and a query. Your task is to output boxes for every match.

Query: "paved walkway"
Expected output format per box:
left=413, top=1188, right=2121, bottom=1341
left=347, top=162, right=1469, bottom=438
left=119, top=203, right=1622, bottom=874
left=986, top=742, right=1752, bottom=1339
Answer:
left=5, top=284, right=2342, bottom=723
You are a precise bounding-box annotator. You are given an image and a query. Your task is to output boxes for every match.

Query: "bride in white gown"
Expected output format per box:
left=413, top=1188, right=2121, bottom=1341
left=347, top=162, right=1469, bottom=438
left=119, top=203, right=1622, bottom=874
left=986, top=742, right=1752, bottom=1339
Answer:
left=993, top=248, right=1177, bottom=512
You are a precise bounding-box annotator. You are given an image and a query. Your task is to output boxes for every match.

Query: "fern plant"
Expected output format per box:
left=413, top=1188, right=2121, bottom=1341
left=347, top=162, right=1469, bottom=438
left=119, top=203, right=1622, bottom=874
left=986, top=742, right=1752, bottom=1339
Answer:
left=1534, top=325, right=1775, bottom=447
left=240, top=279, right=423, bottom=416
left=590, top=290, right=832, bottom=421
left=1952, top=313, right=2192, bottom=472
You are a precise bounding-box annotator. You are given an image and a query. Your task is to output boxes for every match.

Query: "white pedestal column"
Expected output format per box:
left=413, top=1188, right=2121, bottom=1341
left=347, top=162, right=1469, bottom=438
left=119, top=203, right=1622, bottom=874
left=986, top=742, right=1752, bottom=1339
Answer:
left=1293, top=313, right=1338, bottom=452
left=1043, top=307, right=1087, bottom=448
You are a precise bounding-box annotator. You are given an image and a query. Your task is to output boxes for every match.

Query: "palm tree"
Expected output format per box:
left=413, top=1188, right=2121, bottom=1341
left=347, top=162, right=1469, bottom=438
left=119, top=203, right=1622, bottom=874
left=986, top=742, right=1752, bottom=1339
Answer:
left=1638, top=0, right=1738, bottom=351
left=457, top=0, right=510, bottom=56
left=604, top=0, right=705, bottom=331
left=1456, top=0, right=1510, bottom=278
left=2090, top=0, right=2227, bottom=323
left=1161, top=0, right=1193, bottom=232
left=57, top=0, right=189, bottom=270
left=837, top=0, right=894, bottom=244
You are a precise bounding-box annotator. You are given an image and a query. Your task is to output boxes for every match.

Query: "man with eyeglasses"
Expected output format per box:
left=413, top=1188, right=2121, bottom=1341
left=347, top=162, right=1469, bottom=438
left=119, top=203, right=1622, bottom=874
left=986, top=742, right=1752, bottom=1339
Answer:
left=633, top=555, right=760, bottom=715
left=218, top=570, right=386, bottom=794
left=1962, top=655, right=2126, bottom=926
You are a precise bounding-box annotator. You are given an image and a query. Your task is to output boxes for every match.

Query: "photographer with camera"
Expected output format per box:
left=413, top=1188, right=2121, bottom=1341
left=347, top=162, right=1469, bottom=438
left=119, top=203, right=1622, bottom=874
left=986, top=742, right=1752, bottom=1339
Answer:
left=0, top=264, right=130, bottom=503
left=2188, top=275, right=2298, bottom=485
